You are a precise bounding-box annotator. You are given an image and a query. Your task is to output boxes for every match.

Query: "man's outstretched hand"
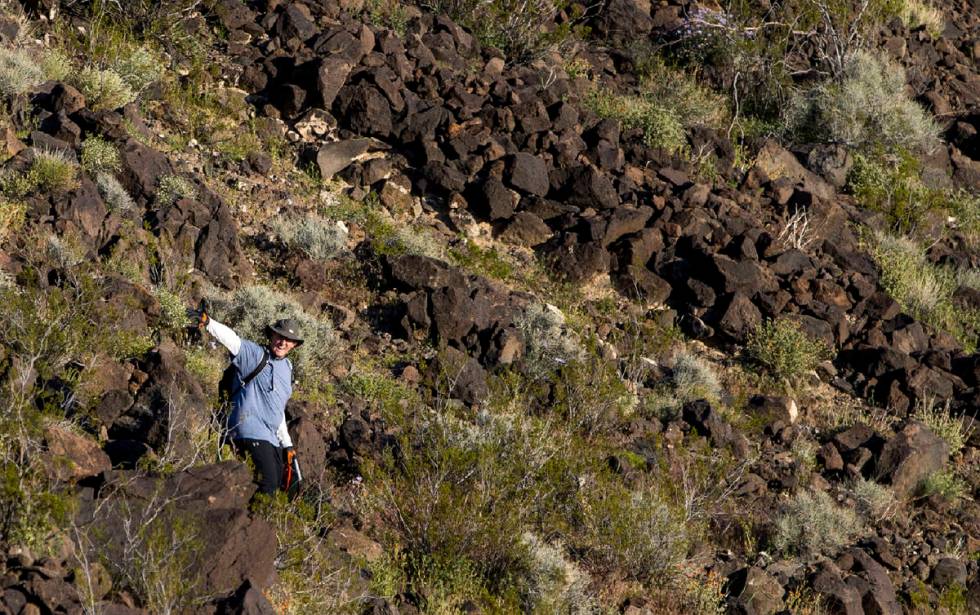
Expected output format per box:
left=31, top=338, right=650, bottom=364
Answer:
left=186, top=299, right=211, bottom=328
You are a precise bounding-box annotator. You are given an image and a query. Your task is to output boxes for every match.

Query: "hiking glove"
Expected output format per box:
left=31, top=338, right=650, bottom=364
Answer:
left=186, top=299, right=210, bottom=328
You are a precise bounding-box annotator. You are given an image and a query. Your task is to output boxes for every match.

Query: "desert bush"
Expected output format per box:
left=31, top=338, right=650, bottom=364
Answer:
left=870, top=230, right=980, bottom=350
left=900, top=0, right=943, bottom=38
left=425, top=0, right=582, bottom=62
left=38, top=48, right=72, bottom=82
left=269, top=214, right=349, bottom=261
left=746, top=318, right=830, bottom=384
left=113, top=45, right=165, bottom=94
left=849, top=478, right=897, bottom=522
left=522, top=533, right=597, bottom=614
left=575, top=474, right=689, bottom=581
left=208, top=284, right=337, bottom=382
left=913, top=397, right=969, bottom=455
left=0, top=197, right=26, bottom=241
left=46, top=233, right=87, bottom=270
left=72, top=66, right=136, bottom=112
left=552, top=350, right=636, bottom=438
left=154, top=287, right=186, bottom=332
left=515, top=302, right=583, bottom=379
left=772, top=489, right=863, bottom=559
left=98, top=496, right=204, bottom=614
left=918, top=469, right=968, bottom=501
left=672, top=350, right=722, bottom=403
left=785, top=51, right=940, bottom=154
left=0, top=46, right=45, bottom=95
left=96, top=172, right=137, bottom=213
left=156, top=174, right=196, bottom=205
left=257, top=491, right=362, bottom=614
left=80, top=137, right=121, bottom=173
left=2, top=148, right=80, bottom=198
left=362, top=410, right=555, bottom=609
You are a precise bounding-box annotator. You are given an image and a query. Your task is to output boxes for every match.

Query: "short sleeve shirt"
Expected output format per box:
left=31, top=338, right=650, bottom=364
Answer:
left=226, top=338, right=293, bottom=446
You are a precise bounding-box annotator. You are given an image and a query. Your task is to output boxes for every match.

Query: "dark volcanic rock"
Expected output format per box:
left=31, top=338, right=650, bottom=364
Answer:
left=728, top=566, right=784, bottom=615
left=876, top=420, right=949, bottom=496
left=506, top=152, right=549, bottom=196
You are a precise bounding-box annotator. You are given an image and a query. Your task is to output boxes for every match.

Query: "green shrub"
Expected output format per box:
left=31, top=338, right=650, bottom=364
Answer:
left=785, top=51, right=940, bottom=154
left=154, top=287, right=186, bottom=332
left=448, top=239, right=514, bottom=281
left=672, top=350, right=722, bottom=403
left=112, top=45, right=165, bottom=93
left=2, top=148, right=80, bottom=198
left=39, top=48, right=72, bottom=82
left=746, top=318, right=829, bottom=383
left=585, top=88, right=687, bottom=154
left=575, top=475, right=689, bottom=581
left=426, top=0, right=583, bottom=62
left=849, top=478, right=897, bottom=522
left=0, top=197, right=26, bottom=241
left=269, top=214, right=348, bottom=261
left=255, top=491, right=362, bottom=614
left=900, top=0, right=944, bottom=38
left=0, top=46, right=45, bottom=95
left=96, top=172, right=137, bottom=213
left=209, top=284, right=338, bottom=382
left=918, top=469, right=968, bottom=501
left=73, top=66, right=136, bottom=112
left=522, top=533, right=597, bottom=614
left=514, top=302, right=583, bottom=379
left=156, top=174, right=196, bottom=205
left=870, top=231, right=980, bottom=351
left=913, top=397, right=968, bottom=455
left=772, top=489, right=863, bottom=559
left=80, top=137, right=121, bottom=173
left=363, top=410, right=550, bottom=609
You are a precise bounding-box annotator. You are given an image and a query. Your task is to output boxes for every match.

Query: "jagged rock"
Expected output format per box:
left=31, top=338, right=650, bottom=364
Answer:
left=810, top=561, right=863, bottom=615
left=588, top=206, right=653, bottom=248
left=614, top=265, right=671, bottom=302
left=728, top=566, right=784, bottom=615
left=498, top=211, right=552, bottom=246
left=388, top=254, right=465, bottom=290
left=213, top=580, right=276, bottom=615
left=747, top=396, right=798, bottom=424
left=717, top=292, right=762, bottom=341
left=876, top=421, right=949, bottom=496
left=316, top=138, right=387, bottom=179
left=473, top=178, right=519, bottom=220
left=751, top=139, right=834, bottom=201
left=317, top=57, right=355, bottom=109
left=930, top=557, right=967, bottom=588
left=550, top=238, right=610, bottom=283
left=42, top=424, right=110, bottom=482
left=428, top=346, right=488, bottom=404
left=562, top=165, right=619, bottom=210
left=336, top=84, right=392, bottom=137
left=850, top=549, right=901, bottom=615
left=506, top=152, right=549, bottom=196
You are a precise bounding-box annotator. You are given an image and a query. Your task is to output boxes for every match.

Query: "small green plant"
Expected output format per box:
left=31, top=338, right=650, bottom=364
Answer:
left=514, top=302, right=583, bottom=379
left=900, top=0, right=944, bottom=38
left=0, top=46, right=45, bottom=95
left=522, top=533, right=597, bottom=614
left=913, top=397, right=969, bottom=455
left=772, top=489, right=863, bottom=559
left=746, top=318, right=830, bottom=384
left=849, top=477, right=897, bottom=522
left=672, top=350, right=722, bottom=403
left=72, top=66, right=136, bottom=112
left=269, top=214, right=349, bottom=261
left=0, top=197, right=26, bottom=241
left=2, top=148, right=80, bottom=198
left=363, top=0, right=413, bottom=36
left=154, top=287, right=186, bottom=332
left=96, top=172, right=137, bottom=213
left=575, top=475, right=690, bottom=581
left=448, top=238, right=514, bottom=281
left=38, top=48, right=72, bottom=82
left=918, top=469, right=968, bottom=501
left=112, top=45, right=165, bottom=94
left=870, top=230, right=980, bottom=351
left=80, top=137, right=121, bottom=173
left=156, top=174, right=196, bottom=205
left=585, top=88, right=687, bottom=154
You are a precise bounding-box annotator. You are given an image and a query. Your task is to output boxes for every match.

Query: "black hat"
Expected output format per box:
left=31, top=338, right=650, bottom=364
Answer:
left=266, top=318, right=304, bottom=345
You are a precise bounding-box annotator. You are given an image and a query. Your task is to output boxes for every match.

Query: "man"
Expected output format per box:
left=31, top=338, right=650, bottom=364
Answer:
left=188, top=302, right=300, bottom=495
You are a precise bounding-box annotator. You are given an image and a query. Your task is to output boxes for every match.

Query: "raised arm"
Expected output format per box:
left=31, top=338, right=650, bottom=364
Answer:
left=206, top=318, right=242, bottom=356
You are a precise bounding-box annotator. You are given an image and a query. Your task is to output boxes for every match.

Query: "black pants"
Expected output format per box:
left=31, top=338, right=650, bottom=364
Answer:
left=232, top=439, right=282, bottom=496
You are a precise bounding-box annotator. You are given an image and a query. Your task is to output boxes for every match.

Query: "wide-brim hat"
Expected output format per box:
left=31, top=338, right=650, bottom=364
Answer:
left=266, top=318, right=304, bottom=345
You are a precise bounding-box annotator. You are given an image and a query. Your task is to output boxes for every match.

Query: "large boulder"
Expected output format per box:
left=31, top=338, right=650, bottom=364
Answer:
left=876, top=420, right=949, bottom=496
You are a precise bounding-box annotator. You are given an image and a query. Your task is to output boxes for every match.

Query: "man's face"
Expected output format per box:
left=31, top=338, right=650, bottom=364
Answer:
left=269, top=332, right=299, bottom=358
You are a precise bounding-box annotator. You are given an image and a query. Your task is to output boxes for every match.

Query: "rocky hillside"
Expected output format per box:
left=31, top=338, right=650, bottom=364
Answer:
left=0, top=0, right=978, bottom=613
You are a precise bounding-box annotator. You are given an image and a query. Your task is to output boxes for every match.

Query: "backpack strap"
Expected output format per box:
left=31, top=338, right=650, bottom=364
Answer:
left=241, top=350, right=270, bottom=388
